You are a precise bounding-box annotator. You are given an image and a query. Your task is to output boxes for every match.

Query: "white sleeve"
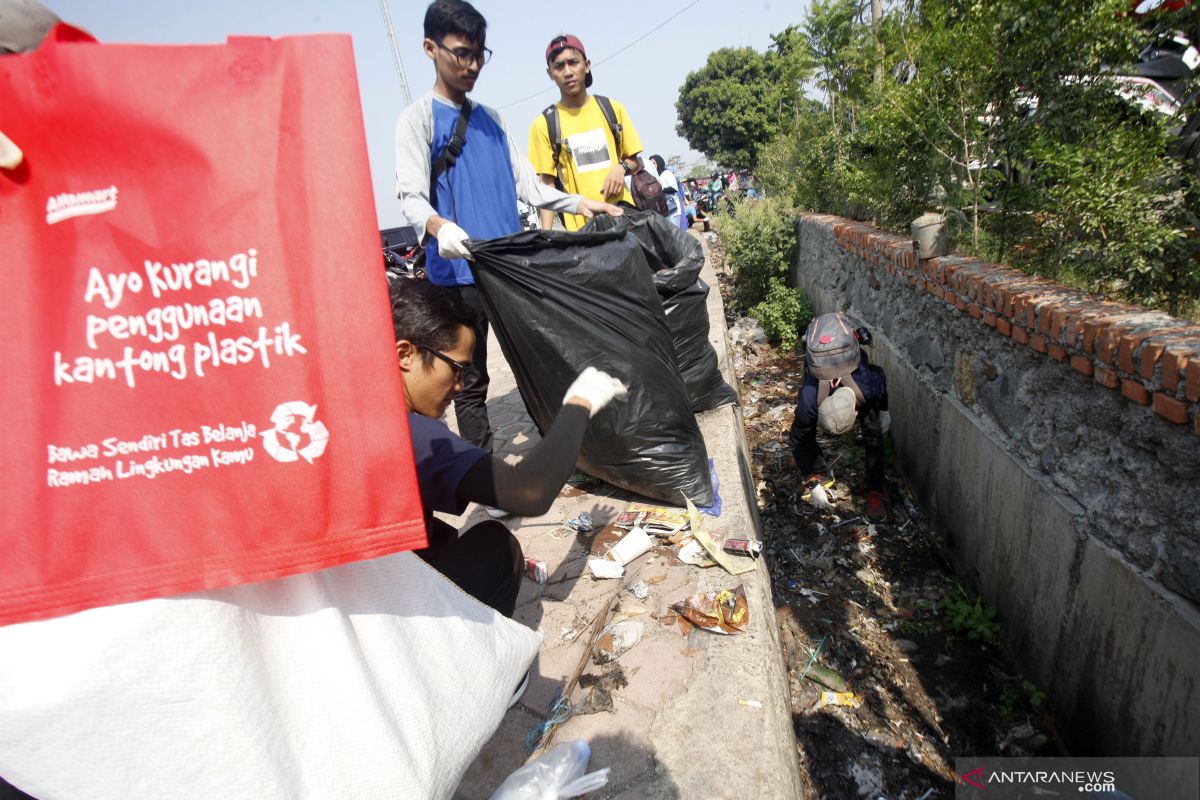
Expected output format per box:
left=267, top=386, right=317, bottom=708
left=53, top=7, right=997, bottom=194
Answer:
left=483, top=105, right=582, bottom=214
left=394, top=96, right=438, bottom=238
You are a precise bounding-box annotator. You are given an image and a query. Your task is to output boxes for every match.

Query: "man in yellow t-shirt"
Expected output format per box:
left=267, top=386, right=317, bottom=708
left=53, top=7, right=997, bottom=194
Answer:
left=529, top=34, right=644, bottom=231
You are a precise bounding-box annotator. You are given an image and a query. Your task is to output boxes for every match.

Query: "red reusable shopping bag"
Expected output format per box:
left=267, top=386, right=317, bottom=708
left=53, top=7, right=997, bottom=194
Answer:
left=0, top=27, right=427, bottom=626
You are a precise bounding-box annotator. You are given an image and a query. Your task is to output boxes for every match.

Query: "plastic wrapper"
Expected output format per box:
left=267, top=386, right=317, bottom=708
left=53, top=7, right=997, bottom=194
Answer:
left=489, top=740, right=609, bottom=800
left=470, top=227, right=712, bottom=506
left=593, top=620, right=644, bottom=665
left=585, top=212, right=737, bottom=412
left=670, top=584, right=750, bottom=634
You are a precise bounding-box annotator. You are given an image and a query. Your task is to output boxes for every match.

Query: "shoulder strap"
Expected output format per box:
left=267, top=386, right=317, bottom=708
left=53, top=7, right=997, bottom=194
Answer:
left=816, top=376, right=865, bottom=406
left=593, top=95, right=623, bottom=156
left=541, top=103, right=565, bottom=192
left=816, top=380, right=831, bottom=406
left=430, top=100, right=473, bottom=212
left=841, top=374, right=866, bottom=405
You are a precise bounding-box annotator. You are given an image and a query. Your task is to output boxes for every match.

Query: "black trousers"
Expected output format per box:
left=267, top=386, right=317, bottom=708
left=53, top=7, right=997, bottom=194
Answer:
left=449, top=284, right=493, bottom=453
left=416, top=518, right=523, bottom=617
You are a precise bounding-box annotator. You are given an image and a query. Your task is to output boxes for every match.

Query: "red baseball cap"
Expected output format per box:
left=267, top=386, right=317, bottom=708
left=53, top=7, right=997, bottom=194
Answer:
left=545, top=34, right=593, bottom=87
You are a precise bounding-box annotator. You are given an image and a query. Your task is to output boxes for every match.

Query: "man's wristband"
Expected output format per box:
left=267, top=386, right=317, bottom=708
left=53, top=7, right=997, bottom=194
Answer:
left=621, top=159, right=633, bottom=174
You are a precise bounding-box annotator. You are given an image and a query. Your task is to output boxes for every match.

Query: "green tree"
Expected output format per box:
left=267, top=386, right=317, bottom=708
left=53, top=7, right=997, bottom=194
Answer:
left=675, top=47, right=804, bottom=169
left=753, top=0, right=1200, bottom=316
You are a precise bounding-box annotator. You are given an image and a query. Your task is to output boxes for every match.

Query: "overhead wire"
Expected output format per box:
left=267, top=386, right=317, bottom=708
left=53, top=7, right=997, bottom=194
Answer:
left=496, top=0, right=704, bottom=110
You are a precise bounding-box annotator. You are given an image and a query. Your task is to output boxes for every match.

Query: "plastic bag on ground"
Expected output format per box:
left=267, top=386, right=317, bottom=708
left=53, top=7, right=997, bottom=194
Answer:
left=489, top=740, right=610, bottom=800
left=585, top=212, right=737, bottom=411
left=469, top=227, right=713, bottom=506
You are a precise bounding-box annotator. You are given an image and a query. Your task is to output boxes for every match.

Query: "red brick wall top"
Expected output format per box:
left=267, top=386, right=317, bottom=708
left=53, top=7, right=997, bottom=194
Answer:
left=802, top=212, right=1200, bottom=435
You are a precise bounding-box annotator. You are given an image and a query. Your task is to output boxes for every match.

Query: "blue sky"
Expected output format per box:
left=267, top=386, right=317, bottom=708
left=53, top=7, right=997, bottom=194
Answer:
left=49, top=1, right=808, bottom=228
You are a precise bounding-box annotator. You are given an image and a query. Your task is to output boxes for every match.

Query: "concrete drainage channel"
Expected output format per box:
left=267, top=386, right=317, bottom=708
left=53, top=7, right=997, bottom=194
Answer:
left=713, top=239, right=1063, bottom=798
left=790, top=214, right=1200, bottom=760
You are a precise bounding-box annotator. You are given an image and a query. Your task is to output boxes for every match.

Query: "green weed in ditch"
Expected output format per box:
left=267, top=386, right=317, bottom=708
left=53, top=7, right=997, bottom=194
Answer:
left=939, top=584, right=1000, bottom=645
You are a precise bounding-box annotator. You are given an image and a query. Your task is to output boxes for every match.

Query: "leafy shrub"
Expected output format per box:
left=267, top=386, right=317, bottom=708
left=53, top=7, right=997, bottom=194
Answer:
left=720, top=196, right=798, bottom=310
left=751, top=282, right=811, bottom=351
left=718, top=196, right=812, bottom=349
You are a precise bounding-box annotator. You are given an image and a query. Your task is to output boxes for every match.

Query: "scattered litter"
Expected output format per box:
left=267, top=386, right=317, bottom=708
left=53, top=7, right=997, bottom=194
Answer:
left=574, top=667, right=629, bottom=716
left=738, top=699, right=763, bottom=709
left=687, top=499, right=756, bottom=575
left=546, top=526, right=576, bottom=540
left=897, top=639, right=919, bottom=654
left=626, top=579, right=650, bottom=599
left=611, top=600, right=648, bottom=623
left=670, top=584, right=750, bottom=634
left=820, top=691, right=864, bottom=709
left=865, top=728, right=908, bottom=750
left=849, top=761, right=884, bottom=797
left=523, top=556, right=548, bottom=585
left=729, top=316, right=767, bottom=349
left=678, top=537, right=716, bottom=567
left=722, top=538, right=763, bottom=557
left=587, top=558, right=625, bottom=580
left=489, top=739, right=610, bottom=800
left=609, top=527, right=653, bottom=566
left=614, top=503, right=689, bottom=535
left=567, top=512, right=594, bottom=532
left=593, top=620, right=644, bottom=664
left=829, top=516, right=862, bottom=529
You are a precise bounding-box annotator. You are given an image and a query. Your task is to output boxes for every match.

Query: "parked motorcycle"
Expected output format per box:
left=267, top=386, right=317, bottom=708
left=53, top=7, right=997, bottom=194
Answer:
left=381, top=225, right=425, bottom=283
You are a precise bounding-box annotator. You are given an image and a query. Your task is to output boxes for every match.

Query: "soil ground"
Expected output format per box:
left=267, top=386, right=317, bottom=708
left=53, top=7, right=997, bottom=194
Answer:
left=706, top=232, right=1065, bottom=799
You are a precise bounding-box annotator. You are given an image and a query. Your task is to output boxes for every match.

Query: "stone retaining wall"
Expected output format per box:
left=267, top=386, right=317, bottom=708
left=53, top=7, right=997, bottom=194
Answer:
left=792, top=212, right=1199, bottom=757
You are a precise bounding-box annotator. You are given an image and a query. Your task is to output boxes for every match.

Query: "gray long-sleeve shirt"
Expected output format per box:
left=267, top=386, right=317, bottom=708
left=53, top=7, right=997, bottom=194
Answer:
left=394, top=90, right=582, bottom=238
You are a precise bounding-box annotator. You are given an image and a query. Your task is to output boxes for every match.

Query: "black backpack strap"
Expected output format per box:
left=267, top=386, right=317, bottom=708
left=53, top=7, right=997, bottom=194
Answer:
left=430, top=99, right=473, bottom=213
left=593, top=95, right=623, bottom=158
left=839, top=374, right=867, bottom=405
left=541, top=103, right=565, bottom=192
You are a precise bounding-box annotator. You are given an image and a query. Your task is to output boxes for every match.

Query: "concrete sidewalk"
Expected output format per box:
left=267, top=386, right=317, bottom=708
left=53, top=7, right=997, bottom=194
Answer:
left=449, top=235, right=804, bottom=799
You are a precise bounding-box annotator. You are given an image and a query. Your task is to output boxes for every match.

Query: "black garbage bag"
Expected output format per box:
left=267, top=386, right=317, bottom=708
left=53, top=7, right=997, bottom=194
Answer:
left=584, top=212, right=737, bottom=411
left=469, top=226, right=713, bottom=507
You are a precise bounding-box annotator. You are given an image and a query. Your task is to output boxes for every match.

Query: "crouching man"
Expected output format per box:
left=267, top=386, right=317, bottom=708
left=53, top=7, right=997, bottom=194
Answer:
left=787, top=312, right=890, bottom=523
left=391, top=280, right=626, bottom=617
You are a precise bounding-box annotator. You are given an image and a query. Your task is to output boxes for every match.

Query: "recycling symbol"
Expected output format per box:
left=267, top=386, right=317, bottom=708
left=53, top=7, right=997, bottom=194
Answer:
left=262, top=401, right=330, bottom=464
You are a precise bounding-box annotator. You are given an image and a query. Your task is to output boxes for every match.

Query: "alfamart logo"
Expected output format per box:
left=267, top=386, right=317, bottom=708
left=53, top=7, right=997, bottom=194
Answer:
left=960, top=765, right=1117, bottom=793
left=45, top=185, right=119, bottom=224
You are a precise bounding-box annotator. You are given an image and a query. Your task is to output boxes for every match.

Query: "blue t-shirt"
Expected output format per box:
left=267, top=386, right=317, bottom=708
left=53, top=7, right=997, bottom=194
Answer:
left=426, top=100, right=521, bottom=286
left=407, top=413, right=489, bottom=529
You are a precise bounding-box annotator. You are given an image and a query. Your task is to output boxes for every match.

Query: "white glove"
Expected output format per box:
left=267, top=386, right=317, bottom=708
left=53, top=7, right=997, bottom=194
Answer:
left=809, top=482, right=835, bottom=512
left=436, top=222, right=472, bottom=260
left=880, top=411, right=891, bottom=434
left=563, top=366, right=628, bottom=418
left=0, top=131, right=23, bottom=170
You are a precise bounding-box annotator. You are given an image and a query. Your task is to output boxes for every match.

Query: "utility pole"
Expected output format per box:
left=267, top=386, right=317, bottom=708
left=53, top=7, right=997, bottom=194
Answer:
left=379, top=0, right=412, bottom=106
left=872, top=0, right=884, bottom=86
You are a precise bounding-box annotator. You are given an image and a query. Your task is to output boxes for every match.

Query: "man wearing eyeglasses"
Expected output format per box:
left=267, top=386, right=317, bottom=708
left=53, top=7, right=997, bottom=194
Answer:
left=392, top=280, right=625, bottom=621
left=395, top=0, right=622, bottom=464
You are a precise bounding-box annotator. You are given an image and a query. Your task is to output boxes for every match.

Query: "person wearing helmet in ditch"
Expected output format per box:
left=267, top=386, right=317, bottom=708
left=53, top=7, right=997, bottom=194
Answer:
left=788, top=311, right=891, bottom=523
